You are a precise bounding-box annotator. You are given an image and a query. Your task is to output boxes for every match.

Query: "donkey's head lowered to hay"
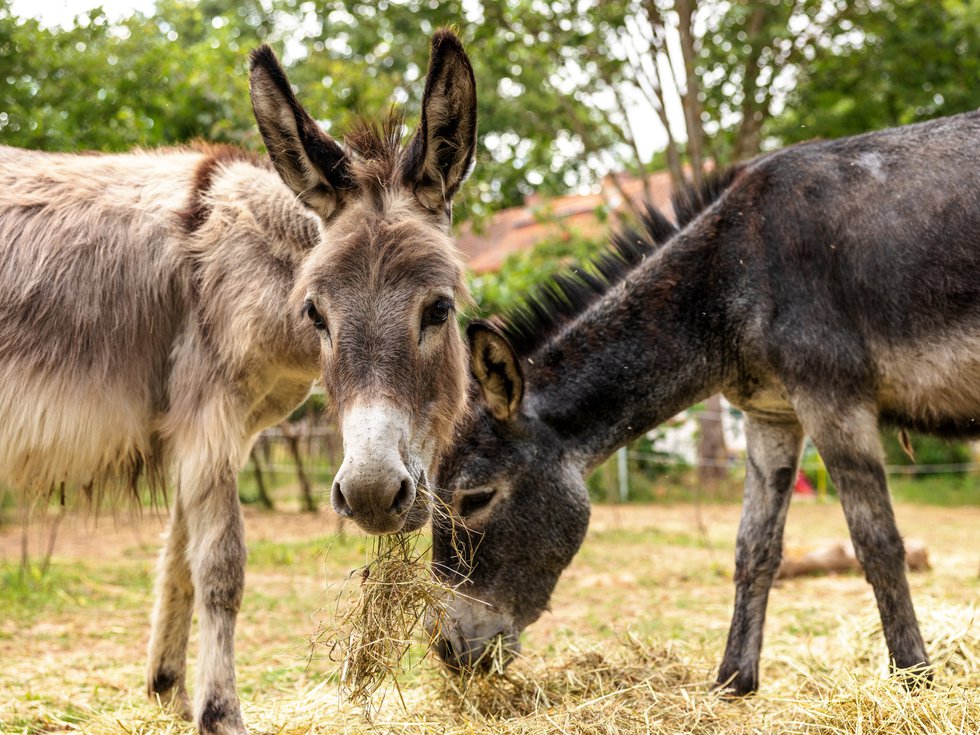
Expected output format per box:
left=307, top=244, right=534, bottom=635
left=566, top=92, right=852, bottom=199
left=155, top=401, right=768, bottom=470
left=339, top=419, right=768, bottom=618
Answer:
left=250, top=31, right=476, bottom=534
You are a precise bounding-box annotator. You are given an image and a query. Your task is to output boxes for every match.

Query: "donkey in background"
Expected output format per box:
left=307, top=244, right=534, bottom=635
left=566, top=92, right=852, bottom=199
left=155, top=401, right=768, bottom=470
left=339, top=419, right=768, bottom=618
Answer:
left=0, top=30, right=476, bottom=735
left=431, top=111, right=980, bottom=694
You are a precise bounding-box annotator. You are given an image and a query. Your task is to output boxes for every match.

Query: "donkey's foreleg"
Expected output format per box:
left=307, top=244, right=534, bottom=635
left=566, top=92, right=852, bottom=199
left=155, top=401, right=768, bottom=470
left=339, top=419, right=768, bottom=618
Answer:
left=716, top=415, right=803, bottom=695
left=147, top=500, right=194, bottom=719
left=797, top=401, right=930, bottom=684
left=182, top=458, right=248, bottom=735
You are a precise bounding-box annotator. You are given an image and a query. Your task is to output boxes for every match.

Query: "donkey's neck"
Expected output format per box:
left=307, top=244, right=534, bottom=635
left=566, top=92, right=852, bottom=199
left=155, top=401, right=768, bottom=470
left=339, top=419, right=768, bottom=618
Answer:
left=526, top=231, right=730, bottom=470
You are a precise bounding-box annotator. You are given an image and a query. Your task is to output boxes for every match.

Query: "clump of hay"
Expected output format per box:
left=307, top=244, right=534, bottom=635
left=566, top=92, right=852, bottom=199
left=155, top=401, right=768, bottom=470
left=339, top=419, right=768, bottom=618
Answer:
left=435, top=633, right=728, bottom=734
left=826, top=600, right=979, bottom=679
left=786, top=674, right=980, bottom=735
left=313, top=530, right=454, bottom=709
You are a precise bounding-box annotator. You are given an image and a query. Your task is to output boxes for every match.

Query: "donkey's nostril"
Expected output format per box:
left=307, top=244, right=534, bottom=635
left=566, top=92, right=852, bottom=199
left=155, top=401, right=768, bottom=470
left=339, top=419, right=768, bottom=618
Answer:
left=435, top=635, right=458, bottom=669
left=389, top=476, right=415, bottom=515
left=331, top=481, right=354, bottom=518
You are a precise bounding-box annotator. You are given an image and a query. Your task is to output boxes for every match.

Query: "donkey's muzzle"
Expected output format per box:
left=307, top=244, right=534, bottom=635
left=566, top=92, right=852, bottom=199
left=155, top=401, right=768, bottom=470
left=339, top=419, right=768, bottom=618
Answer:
left=331, top=468, right=416, bottom=534
left=428, top=600, right=521, bottom=672
left=332, top=403, right=420, bottom=534
left=432, top=626, right=521, bottom=673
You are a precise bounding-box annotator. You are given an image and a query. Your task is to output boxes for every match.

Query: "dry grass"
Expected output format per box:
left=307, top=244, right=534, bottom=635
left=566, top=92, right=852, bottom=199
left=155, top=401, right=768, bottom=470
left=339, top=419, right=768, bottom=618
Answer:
left=73, top=602, right=980, bottom=735
left=3, top=502, right=980, bottom=734
left=310, top=530, right=452, bottom=710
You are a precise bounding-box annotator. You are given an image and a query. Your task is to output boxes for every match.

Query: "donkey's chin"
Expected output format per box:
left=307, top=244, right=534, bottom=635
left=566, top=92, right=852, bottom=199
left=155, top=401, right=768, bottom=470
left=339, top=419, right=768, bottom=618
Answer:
left=400, top=496, right=431, bottom=533
left=428, top=596, right=521, bottom=673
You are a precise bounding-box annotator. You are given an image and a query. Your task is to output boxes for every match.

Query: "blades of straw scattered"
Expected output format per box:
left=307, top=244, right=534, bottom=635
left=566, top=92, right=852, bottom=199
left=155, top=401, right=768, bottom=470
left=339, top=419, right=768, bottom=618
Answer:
left=312, top=530, right=454, bottom=710
left=435, top=632, right=728, bottom=734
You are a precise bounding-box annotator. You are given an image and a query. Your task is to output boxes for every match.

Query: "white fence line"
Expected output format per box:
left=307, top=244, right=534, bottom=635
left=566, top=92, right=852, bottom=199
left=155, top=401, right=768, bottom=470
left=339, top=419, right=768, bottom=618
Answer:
left=627, top=451, right=980, bottom=475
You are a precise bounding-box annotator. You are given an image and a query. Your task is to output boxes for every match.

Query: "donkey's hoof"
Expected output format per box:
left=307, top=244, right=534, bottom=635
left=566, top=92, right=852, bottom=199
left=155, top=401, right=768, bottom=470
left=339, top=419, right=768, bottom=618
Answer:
left=198, top=697, right=247, bottom=735
left=148, top=673, right=193, bottom=721
left=713, top=668, right=758, bottom=698
left=895, top=661, right=933, bottom=690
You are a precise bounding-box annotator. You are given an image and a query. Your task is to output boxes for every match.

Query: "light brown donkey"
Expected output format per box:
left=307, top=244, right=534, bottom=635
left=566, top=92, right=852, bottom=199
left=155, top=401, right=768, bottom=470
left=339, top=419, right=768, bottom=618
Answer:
left=0, top=31, right=476, bottom=735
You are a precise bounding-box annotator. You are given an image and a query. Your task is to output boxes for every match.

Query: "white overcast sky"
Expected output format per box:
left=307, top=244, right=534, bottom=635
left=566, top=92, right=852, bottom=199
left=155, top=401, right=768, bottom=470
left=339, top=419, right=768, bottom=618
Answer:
left=12, top=0, right=156, bottom=25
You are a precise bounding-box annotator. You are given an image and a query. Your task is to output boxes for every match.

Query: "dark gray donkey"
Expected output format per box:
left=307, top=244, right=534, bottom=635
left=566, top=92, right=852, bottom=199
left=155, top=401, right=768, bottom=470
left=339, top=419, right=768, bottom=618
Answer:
left=431, top=111, right=980, bottom=694
left=0, top=31, right=476, bottom=735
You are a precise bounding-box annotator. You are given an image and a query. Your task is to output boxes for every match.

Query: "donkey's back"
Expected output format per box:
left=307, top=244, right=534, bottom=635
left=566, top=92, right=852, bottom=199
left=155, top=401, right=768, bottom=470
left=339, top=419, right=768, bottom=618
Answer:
left=747, top=111, right=980, bottom=324
left=731, top=111, right=980, bottom=435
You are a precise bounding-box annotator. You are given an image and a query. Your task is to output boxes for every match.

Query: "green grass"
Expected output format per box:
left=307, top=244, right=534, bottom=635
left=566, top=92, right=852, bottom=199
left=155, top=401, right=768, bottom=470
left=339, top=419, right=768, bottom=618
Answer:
left=889, top=474, right=980, bottom=505
left=0, top=560, right=152, bottom=623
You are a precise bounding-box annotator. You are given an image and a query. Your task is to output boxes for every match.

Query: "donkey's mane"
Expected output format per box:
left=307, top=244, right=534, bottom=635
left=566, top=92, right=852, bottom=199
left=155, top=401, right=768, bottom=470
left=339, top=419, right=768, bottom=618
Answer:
left=180, top=142, right=269, bottom=233
left=671, top=166, right=743, bottom=228
left=180, top=110, right=415, bottom=234
left=344, top=109, right=410, bottom=196
left=495, top=167, right=741, bottom=357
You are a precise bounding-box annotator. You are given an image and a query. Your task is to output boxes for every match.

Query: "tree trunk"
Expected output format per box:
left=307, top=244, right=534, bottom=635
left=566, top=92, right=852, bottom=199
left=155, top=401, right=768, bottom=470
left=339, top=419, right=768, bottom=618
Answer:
left=732, top=5, right=770, bottom=161
left=675, top=0, right=706, bottom=182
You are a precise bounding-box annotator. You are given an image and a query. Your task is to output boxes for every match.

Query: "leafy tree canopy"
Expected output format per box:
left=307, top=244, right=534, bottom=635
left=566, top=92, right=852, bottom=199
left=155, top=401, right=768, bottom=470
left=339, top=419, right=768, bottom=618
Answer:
left=2, top=0, right=979, bottom=227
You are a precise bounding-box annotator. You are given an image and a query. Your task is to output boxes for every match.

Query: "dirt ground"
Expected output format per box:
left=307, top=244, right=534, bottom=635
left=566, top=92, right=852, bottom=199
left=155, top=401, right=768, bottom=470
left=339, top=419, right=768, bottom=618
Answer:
left=2, top=499, right=978, bottom=734
left=5, top=496, right=976, bottom=562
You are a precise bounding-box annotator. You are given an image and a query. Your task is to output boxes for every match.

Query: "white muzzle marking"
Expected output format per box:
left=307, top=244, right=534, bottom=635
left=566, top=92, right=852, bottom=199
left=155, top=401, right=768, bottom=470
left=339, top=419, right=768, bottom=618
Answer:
left=331, top=403, right=416, bottom=534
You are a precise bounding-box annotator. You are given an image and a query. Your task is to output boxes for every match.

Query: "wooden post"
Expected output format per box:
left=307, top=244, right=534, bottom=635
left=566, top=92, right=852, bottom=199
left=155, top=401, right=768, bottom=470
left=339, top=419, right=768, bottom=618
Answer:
left=280, top=422, right=317, bottom=513
left=248, top=447, right=275, bottom=510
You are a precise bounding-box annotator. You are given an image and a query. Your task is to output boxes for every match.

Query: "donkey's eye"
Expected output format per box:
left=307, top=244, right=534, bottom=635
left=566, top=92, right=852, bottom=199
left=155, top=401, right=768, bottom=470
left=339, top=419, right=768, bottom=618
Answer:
left=303, top=301, right=327, bottom=332
left=458, top=489, right=496, bottom=518
left=422, top=298, right=454, bottom=329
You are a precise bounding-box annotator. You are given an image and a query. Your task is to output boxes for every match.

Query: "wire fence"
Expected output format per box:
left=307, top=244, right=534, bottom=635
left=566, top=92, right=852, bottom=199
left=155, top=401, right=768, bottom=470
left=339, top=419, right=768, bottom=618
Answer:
left=628, top=451, right=980, bottom=476
left=248, top=404, right=980, bottom=510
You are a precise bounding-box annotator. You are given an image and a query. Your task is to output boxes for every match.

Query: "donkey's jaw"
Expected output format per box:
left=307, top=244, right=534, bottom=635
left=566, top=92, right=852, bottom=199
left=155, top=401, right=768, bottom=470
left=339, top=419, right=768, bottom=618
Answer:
left=332, top=402, right=427, bottom=534
left=429, top=594, right=521, bottom=672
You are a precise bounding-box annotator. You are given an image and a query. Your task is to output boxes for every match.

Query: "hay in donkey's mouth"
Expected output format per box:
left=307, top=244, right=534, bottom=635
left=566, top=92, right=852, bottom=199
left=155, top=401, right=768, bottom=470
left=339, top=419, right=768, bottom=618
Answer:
left=315, top=530, right=453, bottom=708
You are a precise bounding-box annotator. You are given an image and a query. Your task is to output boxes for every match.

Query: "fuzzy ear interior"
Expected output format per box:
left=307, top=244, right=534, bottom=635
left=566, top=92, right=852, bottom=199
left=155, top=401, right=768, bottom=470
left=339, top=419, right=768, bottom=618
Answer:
left=467, top=320, right=524, bottom=421
left=249, top=44, right=355, bottom=219
left=401, top=29, right=478, bottom=215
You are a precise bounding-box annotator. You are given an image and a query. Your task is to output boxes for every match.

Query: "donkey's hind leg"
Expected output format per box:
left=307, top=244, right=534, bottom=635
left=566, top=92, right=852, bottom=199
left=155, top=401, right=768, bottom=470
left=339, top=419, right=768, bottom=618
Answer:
left=147, top=499, right=194, bottom=719
left=795, top=399, right=930, bottom=683
left=716, top=415, right=803, bottom=695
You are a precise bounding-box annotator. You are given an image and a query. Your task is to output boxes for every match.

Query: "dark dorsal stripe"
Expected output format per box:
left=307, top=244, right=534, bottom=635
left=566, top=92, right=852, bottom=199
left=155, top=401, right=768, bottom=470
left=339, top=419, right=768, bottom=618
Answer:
left=495, top=169, right=740, bottom=357
left=179, top=143, right=267, bottom=233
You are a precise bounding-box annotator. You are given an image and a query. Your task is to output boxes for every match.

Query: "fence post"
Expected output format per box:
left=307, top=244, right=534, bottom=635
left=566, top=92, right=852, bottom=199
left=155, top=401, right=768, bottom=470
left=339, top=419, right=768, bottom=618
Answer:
left=280, top=421, right=317, bottom=513
left=616, top=446, right=629, bottom=502
left=248, top=447, right=275, bottom=510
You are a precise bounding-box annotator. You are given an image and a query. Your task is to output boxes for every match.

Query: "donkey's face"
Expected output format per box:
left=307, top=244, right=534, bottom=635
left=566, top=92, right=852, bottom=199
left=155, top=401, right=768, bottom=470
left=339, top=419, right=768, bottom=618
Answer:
left=429, top=323, right=590, bottom=670
left=249, top=31, right=477, bottom=534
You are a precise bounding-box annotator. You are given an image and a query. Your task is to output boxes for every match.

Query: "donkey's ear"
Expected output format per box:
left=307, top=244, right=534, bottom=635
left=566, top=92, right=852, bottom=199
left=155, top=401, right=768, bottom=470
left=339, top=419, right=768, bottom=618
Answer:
left=402, top=29, right=478, bottom=215
left=249, top=45, right=355, bottom=219
left=468, top=321, right=523, bottom=421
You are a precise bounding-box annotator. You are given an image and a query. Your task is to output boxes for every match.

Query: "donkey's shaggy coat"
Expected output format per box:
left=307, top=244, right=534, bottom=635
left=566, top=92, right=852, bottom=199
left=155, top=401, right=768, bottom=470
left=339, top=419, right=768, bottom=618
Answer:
left=1, top=30, right=477, bottom=735
left=433, top=111, right=980, bottom=695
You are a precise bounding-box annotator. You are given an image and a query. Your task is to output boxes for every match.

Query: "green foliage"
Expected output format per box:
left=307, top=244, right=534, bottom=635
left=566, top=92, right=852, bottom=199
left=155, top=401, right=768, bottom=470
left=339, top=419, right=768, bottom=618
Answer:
left=468, top=210, right=610, bottom=317
left=0, top=0, right=268, bottom=151
left=0, top=0, right=610, bottom=222
left=770, top=0, right=980, bottom=144
left=888, top=473, right=980, bottom=505
left=882, top=430, right=973, bottom=475
left=5, top=0, right=977, bottom=226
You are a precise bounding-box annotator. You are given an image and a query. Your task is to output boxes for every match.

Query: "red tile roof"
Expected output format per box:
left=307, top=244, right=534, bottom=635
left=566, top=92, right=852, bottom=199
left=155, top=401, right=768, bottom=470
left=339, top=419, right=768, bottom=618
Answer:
left=457, top=170, right=676, bottom=274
